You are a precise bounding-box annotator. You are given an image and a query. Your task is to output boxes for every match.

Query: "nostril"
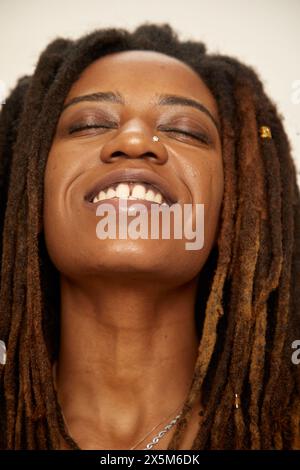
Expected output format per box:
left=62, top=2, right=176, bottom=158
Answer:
left=111, top=151, right=126, bottom=158
left=110, top=151, right=158, bottom=159
left=142, top=152, right=157, bottom=159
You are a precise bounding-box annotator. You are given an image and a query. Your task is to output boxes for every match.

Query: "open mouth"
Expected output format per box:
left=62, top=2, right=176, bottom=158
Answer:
left=84, top=168, right=178, bottom=207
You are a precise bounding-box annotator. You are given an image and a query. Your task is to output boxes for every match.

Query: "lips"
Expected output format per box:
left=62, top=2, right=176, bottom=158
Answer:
left=84, top=168, right=178, bottom=206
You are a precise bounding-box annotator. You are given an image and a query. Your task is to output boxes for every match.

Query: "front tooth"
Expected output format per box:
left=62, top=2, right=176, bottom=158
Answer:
left=145, top=189, right=156, bottom=202
left=106, top=187, right=116, bottom=199
left=131, top=184, right=146, bottom=199
left=116, top=183, right=130, bottom=199
left=154, top=192, right=163, bottom=204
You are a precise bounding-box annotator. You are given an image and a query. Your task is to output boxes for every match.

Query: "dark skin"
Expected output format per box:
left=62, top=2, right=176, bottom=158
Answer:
left=44, top=50, right=224, bottom=449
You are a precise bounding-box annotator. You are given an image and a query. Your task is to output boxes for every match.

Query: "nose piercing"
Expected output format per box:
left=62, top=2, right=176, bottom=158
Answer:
left=152, top=135, right=159, bottom=142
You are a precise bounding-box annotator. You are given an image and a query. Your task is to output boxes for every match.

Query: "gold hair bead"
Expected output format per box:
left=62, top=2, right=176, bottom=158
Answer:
left=152, top=135, right=159, bottom=142
left=234, top=393, right=240, bottom=409
left=259, top=126, right=272, bottom=139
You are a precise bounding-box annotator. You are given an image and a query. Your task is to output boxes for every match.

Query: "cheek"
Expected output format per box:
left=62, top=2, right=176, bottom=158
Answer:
left=44, top=141, right=85, bottom=212
left=44, top=150, right=64, bottom=222
left=186, top=156, right=224, bottom=206
left=185, top=156, right=224, bottom=248
left=43, top=149, right=74, bottom=267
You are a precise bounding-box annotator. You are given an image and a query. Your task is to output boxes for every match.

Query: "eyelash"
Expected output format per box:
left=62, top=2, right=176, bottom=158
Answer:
left=69, top=124, right=113, bottom=134
left=68, top=123, right=210, bottom=144
left=158, top=126, right=210, bottom=144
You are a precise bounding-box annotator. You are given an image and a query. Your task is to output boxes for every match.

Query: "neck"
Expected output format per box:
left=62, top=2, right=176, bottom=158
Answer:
left=55, top=274, right=200, bottom=449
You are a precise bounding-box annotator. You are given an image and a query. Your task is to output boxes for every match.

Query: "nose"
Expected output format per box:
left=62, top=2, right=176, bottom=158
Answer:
left=100, top=120, right=168, bottom=165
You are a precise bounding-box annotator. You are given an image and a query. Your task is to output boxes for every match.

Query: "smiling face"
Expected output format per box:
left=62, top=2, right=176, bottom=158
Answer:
left=43, top=50, right=224, bottom=287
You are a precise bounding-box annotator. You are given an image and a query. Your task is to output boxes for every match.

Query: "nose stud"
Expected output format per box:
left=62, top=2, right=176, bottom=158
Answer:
left=152, top=135, right=159, bottom=142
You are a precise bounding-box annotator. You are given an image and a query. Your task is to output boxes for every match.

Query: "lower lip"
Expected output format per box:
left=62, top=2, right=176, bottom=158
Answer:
left=83, top=197, right=168, bottom=214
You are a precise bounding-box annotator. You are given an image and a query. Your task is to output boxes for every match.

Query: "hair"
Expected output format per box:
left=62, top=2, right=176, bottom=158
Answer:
left=0, top=22, right=299, bottom=450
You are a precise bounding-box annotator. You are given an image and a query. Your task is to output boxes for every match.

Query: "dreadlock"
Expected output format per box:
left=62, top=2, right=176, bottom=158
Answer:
left=0, top=23, right=299, bottom=450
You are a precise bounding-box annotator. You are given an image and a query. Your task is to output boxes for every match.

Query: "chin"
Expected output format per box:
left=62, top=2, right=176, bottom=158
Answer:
left=92, top=239, right=172, bottom=272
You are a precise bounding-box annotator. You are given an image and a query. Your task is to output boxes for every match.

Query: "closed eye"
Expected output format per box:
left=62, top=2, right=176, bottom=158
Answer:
left=158, top=126, right=211, bottom=145
left=68, top=123, right=116, bottom=134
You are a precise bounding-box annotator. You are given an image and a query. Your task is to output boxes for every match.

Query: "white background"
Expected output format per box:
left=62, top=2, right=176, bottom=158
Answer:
left=0, top=0, right=299, bottom=185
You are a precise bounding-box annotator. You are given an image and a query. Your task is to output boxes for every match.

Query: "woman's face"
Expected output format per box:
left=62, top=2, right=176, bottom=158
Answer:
left=44, top=50, right=224, bottom=287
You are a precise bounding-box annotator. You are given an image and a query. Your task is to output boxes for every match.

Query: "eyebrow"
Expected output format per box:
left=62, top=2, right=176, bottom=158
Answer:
left=62, top=91, right=220, bottom=134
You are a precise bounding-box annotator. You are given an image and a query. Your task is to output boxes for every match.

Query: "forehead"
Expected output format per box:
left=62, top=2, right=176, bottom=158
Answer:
left=64, top=50, right=218, bottom=116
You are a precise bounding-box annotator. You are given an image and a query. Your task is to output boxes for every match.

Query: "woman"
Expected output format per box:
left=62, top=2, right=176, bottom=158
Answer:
left=0, top=23, right=299, bottom=450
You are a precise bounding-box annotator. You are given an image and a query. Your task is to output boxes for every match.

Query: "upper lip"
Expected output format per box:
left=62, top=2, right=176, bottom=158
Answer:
left=84, top=168, right=178, bottom=205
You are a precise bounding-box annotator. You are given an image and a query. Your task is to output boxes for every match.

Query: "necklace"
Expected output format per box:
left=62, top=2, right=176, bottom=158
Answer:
left=52, top=363, right=186, bottom=450
left=138, top=412, right=183, bottom=450
left=130, top=407, right=183, bottom=450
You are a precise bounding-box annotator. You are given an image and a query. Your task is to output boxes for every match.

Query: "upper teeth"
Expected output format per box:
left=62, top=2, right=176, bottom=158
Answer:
left=92, top=182, right=166, bottom=205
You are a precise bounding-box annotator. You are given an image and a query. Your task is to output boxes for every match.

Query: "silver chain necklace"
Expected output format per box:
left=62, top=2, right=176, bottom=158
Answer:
left=140, top=412, right=183, bottom=450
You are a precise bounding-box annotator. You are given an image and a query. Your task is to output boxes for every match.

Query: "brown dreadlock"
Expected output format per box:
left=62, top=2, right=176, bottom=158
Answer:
left=0, top=23, right=299, bottom=450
